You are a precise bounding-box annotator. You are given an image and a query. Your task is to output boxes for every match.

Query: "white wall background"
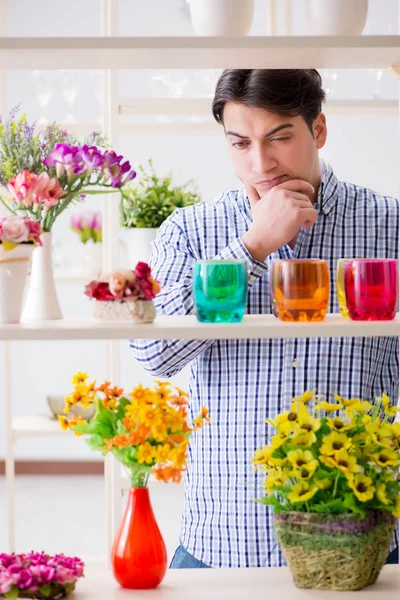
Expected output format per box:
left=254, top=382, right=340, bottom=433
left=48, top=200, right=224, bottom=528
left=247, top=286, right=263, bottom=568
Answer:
left=0, top=0, right=399, bottom=460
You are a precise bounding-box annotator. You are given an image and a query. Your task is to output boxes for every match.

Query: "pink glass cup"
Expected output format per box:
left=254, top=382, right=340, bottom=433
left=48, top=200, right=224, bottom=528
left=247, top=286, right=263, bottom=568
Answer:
left=344, top=259, right=398, bottom=321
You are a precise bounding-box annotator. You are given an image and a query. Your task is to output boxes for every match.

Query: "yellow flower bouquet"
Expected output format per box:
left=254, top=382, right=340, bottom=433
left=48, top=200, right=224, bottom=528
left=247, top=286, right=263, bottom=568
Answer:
left=253, top=391, right=400, bottom=591
left=60, top=372, right=210, bottom=487
left=60, top=373, right=210, bottom=590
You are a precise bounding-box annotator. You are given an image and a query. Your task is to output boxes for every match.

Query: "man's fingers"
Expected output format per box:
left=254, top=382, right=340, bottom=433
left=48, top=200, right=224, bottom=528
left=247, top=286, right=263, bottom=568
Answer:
left=301, top=207, right=318, bottom=229
left=246, top=184, right=260, bottom=208
left=275, top=179, right=315, bottom=198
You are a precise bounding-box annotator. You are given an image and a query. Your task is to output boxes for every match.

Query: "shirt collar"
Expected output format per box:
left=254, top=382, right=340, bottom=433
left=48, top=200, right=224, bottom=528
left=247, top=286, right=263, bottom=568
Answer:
left=316, top=160, right=339, bottom=215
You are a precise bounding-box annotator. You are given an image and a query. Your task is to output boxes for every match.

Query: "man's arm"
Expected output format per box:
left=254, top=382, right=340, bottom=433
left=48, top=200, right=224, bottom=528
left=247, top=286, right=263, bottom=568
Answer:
left=130, top=207, right=268, bottom=378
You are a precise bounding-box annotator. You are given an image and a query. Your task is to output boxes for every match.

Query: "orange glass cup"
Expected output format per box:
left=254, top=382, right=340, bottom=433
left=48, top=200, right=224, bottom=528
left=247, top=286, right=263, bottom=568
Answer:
left=271, top=259, right=330, bottom=322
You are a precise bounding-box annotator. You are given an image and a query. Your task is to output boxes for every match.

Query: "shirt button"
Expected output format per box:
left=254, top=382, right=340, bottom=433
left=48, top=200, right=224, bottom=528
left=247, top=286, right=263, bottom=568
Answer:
left=292, top=359, right=299, bottom=368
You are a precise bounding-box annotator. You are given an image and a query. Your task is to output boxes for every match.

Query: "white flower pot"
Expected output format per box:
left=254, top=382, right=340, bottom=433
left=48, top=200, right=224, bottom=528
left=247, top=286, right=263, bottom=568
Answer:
left=188, top=0, right=254, bottom=36
left=0, top=244, right=33, bottom=324
left=21, top=232, right=63, bottom=321
left=79, top=240, right=103, bottom=278
left=306, top=0, right=368, bottom=35
left=119, top=228, right=158, bottom=270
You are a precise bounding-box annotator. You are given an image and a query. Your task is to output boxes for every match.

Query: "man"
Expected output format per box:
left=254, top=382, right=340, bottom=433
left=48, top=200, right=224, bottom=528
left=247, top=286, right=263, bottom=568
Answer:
left=131, top=70, right=399, bottom=568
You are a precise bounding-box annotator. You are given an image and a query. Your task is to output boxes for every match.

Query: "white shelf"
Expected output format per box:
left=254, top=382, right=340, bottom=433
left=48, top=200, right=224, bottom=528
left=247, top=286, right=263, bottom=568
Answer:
left=12, top=415, right=71, bottom=440
left=1, top=314, right=400, bottom=341
left=1, top=36, right=400, bottom=69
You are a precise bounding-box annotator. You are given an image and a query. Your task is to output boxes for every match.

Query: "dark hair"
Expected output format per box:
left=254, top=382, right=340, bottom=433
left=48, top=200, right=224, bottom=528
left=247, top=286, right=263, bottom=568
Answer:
left=212, top=69, right=326, bottom=133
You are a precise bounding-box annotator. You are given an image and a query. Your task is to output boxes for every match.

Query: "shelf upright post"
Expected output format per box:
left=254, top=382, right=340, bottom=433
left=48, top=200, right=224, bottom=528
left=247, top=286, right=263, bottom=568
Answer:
left=101, top=0, right=122, bottom=558
left=0, top=0, right=15, bottom=553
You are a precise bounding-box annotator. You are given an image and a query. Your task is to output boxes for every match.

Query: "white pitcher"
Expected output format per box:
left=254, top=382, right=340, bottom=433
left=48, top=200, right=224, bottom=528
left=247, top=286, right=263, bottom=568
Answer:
left=188, top=0, right=254, bottom=36
left=306, top=0, right=369, bottom=35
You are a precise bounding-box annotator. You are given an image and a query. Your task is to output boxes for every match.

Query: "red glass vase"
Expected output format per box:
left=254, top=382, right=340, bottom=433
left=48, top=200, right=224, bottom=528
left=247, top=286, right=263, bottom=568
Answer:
left=111, top=487, right=168, bottom=589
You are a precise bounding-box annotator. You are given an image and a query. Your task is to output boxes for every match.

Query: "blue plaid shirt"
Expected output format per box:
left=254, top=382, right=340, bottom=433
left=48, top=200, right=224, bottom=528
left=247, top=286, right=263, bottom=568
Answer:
left=131, top=161, right=399, bottom=568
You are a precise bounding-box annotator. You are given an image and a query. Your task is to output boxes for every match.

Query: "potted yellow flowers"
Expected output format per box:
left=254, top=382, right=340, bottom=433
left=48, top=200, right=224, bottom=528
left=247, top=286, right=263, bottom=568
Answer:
left=253, top=391, right=400, bottom=591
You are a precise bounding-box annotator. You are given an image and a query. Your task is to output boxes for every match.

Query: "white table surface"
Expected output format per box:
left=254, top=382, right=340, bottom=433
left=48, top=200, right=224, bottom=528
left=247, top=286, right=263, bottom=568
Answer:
left=71, top=564, right=400, bottom=599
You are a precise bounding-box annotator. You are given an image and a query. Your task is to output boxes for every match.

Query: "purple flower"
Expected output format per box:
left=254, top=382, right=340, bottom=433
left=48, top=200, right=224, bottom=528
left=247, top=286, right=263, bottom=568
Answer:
left=102, top=150, right=136, bottom=188
left=30, top=564, right=56, bottom=584
left=44, top=143, right=85, bottom=180
left=16, top=568, right=34, bottom=589
left=81, top=145, right=104, bottom=176
left=70, top=213, right=83, bottom=230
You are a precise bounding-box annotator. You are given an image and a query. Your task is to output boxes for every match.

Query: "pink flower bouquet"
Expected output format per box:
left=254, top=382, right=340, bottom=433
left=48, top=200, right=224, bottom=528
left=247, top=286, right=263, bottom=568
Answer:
left=0, top=552, right=84, bottom=599
left=0, top=215, right=42, bottom=252
left=84, top=262, right=161, bottom=322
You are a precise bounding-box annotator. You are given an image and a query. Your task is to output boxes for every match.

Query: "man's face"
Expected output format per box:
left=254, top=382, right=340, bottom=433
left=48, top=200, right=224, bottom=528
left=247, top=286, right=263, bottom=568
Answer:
left=223, top=102, right=327, bottom=198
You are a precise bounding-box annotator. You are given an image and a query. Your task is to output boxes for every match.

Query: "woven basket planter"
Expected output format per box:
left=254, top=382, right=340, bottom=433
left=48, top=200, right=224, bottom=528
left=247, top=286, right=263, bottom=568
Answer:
left=275, top=510, right=395, bottom=591
left=93, top=299, right=156, bottom=323
left=16, top=582, right=75, bottom=599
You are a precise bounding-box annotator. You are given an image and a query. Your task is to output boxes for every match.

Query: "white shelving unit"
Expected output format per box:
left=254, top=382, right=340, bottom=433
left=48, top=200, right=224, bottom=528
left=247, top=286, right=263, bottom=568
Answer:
left=2, top=0, right=400, bottom=558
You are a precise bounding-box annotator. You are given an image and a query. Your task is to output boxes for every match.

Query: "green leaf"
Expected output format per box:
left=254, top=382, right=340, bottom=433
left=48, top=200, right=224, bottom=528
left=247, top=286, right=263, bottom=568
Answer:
left=64, top=582, right=76, bottom=595
left=4, top=586, right=19, bottom=599
left=39, top=583, right=52, bottom=597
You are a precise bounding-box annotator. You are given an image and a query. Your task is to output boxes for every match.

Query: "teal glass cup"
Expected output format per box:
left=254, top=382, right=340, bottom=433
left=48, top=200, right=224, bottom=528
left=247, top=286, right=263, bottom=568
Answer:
left=192, top=260, right=248, bottom=323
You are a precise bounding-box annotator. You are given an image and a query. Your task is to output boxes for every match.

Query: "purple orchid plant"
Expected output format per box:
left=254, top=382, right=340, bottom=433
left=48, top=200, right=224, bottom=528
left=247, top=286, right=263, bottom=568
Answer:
left=0, top=552, right=84, bottom=599
left=0, top=108, right=136, bottom=232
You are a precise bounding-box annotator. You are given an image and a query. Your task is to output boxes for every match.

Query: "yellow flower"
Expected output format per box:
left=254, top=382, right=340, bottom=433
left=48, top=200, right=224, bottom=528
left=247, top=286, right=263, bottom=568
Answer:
left=290, top=462, right=318, bottom=480
left=136, top=442, right=156, bottom=464
left=252, top=446, right=273, bottom=467
left=156, top=443, right=172, bottom=463
left=129, top=384, right=148, bottom=403
left=365, top=421, right=394, bottom=448
left=344, top=401, right=372, bottom=416
left=292, top=431, right=317, bottom=447
left=381, top=392, right=400, bottom=418
left=297, top=409, right=321, bottom=435
left=347, top=473, right=375, bottom=502
left=271, top=431, right=289, bottom=450
left=376, top=482, right=391, bottom=505
left=314, top=401, right=342, bottom=413
left=264, top=468, right=288, bottom=494
left=287, top=449, right=315, bottom=469
left=287, top=481, right=319, bottom=503
left=315, top=478, right=332, bottom=490
left=58, top=415, right=69, bottom=430
left=268, top=455, right=288, bottom=468
left=71, top=371, right=88, bottom=385
left=320, top=432, right=352, bottom=456
left=333, top=393, right=361, bottom=408
left=327, top=417, right=353, bottom=433
left=274, top=411, right=300, bottom=435
left=335, top=449, right=361, bottom=475
left=139, top=405, right=159, bottom=428
left=371, top=449, right=400, bottom=468
left=292, top=390, right=315, bottom=405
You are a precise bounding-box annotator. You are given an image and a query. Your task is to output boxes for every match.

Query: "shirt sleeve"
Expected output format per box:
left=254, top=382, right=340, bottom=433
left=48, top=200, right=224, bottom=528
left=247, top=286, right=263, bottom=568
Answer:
left=130, top=209, right=268, bottom=378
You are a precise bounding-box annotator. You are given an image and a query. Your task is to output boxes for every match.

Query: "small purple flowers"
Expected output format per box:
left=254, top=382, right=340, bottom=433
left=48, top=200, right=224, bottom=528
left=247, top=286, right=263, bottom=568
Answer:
left=44, top=143, right=136, bottom=188
left=0, top=552, right=84, bottom=597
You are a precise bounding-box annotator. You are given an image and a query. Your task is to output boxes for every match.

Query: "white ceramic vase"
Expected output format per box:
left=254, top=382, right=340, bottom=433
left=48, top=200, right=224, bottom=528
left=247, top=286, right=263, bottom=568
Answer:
left=188, top=0, right=254, bottom=36
left=21, top=232, right=63, bottom=321
left=119, top=227, right=158, bottom=270
left=0, top=244, right=34, bottom=324
left=306, top=0, right=369, bottom=35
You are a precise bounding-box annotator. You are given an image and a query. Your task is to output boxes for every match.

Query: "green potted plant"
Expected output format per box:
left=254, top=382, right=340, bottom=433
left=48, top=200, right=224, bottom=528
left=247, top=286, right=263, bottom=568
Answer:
left=119, top=158, right=200, bottom=268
